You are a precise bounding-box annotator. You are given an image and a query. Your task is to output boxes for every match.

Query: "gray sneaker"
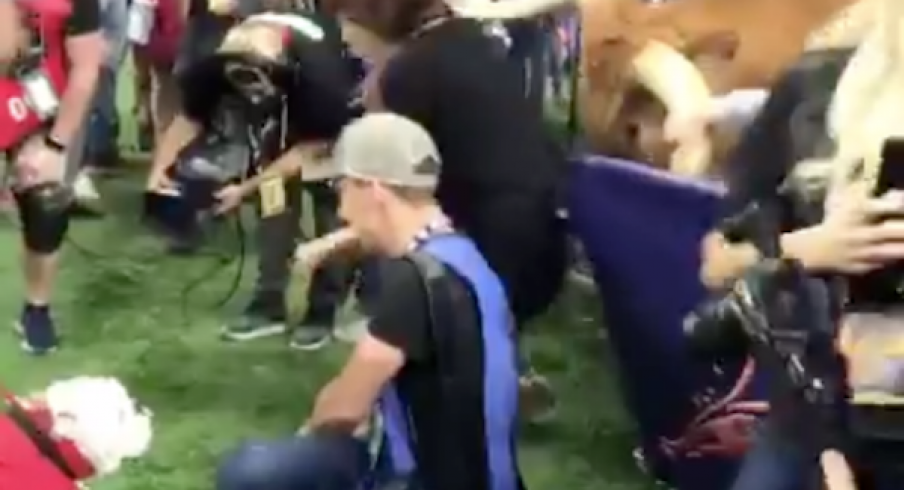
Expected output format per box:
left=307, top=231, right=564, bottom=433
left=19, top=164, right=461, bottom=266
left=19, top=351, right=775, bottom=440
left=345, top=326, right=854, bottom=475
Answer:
left=221, top=299, right=287, bottom=342
left=289, top=323, right=332, bottom=351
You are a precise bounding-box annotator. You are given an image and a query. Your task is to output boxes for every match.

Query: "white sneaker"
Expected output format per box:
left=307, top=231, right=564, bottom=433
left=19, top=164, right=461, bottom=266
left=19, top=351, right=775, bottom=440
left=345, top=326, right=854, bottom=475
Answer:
left=73, top=171, right=100, bottom=202
left=333, top=318, right=368, bottom=343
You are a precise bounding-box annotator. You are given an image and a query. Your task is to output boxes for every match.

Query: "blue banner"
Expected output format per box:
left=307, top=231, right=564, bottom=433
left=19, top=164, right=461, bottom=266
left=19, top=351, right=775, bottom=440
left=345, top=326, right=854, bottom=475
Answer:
left=566, top=156, right=770, bottom=490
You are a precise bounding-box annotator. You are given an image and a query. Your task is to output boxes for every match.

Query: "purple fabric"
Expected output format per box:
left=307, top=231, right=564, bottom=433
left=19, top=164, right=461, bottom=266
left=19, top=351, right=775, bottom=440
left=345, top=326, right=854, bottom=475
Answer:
left=566, top=156, right=768, bottom=490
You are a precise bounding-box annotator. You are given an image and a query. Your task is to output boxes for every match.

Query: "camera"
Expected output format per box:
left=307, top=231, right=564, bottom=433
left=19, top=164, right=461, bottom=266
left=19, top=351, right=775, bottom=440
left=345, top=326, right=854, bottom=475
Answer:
left=685, top=257, right=846, bottom=410
left=683, top=259, right=792, bottom=361
left=144, top=49, right=294, bottom=241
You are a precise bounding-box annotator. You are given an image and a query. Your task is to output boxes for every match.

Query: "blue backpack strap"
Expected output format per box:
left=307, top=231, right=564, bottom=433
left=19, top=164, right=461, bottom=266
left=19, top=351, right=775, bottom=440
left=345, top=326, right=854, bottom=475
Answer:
left=399, top=250, right=473, bottom=473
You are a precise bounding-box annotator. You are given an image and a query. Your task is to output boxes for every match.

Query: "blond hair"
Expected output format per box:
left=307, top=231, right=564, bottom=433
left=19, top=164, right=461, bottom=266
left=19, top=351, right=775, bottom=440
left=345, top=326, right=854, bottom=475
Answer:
left=805, top=0, right=877, bottom=51
left=822, top=0, right=904, bottom=202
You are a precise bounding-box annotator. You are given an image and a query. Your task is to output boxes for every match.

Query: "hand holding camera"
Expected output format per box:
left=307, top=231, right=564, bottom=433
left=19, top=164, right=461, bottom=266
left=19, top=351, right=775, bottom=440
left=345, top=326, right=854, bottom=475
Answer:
left=784, top=185, right=904, bottom=273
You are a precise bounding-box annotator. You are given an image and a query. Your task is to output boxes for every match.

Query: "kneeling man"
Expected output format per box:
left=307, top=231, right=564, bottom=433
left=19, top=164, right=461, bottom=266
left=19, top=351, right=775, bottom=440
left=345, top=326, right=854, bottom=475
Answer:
left=216, top=113, right=523, bottom=490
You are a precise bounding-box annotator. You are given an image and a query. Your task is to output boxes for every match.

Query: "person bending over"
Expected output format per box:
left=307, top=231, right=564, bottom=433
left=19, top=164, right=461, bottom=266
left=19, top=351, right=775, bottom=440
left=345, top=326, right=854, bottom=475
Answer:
left=0, top=0, right=105, bottom=354
left=217, top=113, right=523, bottom=490
left=146, top=9, right=361, bottom=345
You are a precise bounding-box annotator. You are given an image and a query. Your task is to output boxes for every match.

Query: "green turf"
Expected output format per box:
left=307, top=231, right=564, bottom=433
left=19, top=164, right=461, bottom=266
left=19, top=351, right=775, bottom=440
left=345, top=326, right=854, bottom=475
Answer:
left=0, top=61, right=656, bottom=489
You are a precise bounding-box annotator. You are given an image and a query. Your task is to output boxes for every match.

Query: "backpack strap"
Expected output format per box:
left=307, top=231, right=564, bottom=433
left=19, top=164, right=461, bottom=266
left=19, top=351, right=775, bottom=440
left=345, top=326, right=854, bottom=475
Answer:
left=399, top=250, right=471, bottom=478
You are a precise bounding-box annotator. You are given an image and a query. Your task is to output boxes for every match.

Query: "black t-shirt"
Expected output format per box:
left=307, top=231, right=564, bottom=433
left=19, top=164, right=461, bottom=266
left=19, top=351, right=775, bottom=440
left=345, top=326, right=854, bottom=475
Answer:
left=368, top=257, right=499, bottom=490
left=65, top=0, right=101, bottom=36
left=380, top=18, right=564, bottom=202
left=378, top=19, right=568, bottom=320
left=178, top=13, right=358, bottom=142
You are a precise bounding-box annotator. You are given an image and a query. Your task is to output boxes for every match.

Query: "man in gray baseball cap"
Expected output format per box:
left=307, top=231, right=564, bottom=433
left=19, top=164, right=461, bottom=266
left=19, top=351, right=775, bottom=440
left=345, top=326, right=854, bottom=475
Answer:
left=333, top=112, right=441, bottom=189
left=219, top=112, right=523, bottom=490
left=323, top=111, right=445, bottom=251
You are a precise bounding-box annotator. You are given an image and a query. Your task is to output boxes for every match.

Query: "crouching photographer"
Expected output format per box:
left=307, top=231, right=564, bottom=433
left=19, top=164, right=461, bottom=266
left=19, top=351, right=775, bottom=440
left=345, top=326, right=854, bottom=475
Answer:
left=144, top=10, right=362, bottom=344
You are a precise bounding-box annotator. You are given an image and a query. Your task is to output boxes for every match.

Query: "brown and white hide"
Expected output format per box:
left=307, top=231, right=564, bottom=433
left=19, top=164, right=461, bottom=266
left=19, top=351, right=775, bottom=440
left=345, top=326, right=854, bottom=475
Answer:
left=456, top=0, right=863, bottom=176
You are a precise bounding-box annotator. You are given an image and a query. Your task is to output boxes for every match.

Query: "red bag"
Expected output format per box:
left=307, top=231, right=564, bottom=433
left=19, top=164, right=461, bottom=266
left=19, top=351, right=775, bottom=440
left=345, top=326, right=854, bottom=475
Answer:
left=135, top=0, right=185, bottom=68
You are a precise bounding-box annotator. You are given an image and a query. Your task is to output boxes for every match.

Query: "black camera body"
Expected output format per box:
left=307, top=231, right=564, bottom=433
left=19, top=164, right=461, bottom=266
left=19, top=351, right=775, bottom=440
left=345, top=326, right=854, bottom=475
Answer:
left=144, top=50, right=293, bottom=241
left=684, top=197, right=850, bottom=449
left=684, top=259, right=835, bottom=377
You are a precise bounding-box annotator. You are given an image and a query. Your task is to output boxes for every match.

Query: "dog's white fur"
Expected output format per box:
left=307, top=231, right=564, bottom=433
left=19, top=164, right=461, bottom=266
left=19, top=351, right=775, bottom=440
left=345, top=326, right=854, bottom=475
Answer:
left=35, top=377, right=153, bottom=478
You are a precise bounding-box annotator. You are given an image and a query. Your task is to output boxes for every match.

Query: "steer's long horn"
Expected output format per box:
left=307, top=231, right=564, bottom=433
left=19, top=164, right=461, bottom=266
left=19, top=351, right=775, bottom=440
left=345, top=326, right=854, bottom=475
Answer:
left=451, top=0, right=577, bottom=20
left=631, top=39, right=714, bottom=176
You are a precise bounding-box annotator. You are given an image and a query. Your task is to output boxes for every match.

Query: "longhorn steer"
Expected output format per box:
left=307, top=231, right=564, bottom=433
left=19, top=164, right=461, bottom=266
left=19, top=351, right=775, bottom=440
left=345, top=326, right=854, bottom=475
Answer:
left=456, top=0, right=863, bottom=176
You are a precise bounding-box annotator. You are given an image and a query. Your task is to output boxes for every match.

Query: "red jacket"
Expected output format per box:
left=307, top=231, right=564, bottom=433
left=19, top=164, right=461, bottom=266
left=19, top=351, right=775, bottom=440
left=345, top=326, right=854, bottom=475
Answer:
left=0, top=0, right=71, bottom=150
left=0, top=413, right=79, bottom=490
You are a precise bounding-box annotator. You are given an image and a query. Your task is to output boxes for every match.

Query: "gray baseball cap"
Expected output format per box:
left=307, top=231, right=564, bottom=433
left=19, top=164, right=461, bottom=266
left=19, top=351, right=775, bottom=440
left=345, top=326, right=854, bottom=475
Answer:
left=331, top=113, right=441, bottom=189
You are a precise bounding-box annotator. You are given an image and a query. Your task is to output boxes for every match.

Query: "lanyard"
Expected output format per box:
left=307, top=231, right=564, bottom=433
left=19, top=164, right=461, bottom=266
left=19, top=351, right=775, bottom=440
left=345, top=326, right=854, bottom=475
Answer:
left=408, top=215, right=454, bottom=252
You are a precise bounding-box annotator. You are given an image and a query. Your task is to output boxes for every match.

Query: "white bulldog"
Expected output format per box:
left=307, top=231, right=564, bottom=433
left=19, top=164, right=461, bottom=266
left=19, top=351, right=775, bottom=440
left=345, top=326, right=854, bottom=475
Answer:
left=0, top=376, right=152, bottom=490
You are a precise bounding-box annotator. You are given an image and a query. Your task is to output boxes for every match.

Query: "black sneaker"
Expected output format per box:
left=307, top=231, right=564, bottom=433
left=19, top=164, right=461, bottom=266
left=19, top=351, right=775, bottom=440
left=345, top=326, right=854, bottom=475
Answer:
left=221, top=297, right=287, bottom=342
left=17, top=304, right=59, bottom=356
left=289, top=312, right=334, bottom=351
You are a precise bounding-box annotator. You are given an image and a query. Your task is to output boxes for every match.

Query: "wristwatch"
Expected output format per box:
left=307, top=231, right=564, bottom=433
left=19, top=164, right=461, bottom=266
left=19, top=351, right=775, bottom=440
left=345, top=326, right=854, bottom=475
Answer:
left=43, top=134, right=66, bottom=153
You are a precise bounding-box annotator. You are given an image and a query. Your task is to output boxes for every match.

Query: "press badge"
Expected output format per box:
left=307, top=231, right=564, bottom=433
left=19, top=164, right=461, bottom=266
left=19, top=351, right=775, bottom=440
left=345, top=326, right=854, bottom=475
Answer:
left=259, top=177, right=286, bottom=217
left=20, top=69, right=59, bottom=121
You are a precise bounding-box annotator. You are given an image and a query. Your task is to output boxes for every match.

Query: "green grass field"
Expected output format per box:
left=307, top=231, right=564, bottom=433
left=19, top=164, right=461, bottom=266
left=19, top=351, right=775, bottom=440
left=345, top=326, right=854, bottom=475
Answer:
left=0, top=65, right=656, bottom=489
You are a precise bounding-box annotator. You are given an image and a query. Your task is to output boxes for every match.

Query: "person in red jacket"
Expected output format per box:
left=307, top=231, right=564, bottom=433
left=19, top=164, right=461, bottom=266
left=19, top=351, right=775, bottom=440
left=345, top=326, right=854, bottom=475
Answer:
left=0, top=0, right=106, bottom=355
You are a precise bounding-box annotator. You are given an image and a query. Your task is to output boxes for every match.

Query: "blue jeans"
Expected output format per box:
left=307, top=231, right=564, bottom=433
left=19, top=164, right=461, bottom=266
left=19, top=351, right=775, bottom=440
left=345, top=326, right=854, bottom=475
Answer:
left=85, top=68, right=119, bottom=159
left=217, top=433, right=376, bottom=490
left=729, top=425, right=820, bottom=490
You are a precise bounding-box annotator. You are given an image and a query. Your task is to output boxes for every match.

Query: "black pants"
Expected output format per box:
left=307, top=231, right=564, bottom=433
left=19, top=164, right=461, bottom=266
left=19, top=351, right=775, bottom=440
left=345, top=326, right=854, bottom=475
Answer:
left=448, top=191, right=567, bottom=327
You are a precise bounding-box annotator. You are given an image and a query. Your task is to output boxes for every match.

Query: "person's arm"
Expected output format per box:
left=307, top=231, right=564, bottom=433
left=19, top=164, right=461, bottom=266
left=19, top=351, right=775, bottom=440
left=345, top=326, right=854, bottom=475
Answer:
left=699, top=227, right=812, bottom=289
left=699, top=68, right=803, bottom=289
left=293, top=227, right=360, bottom=271
left=308, top=260, right=429, bottom=428
left=147, top=114, right=200, bottom=186
left=50, top=0, right=106, bottom=147
left=148, top=54, right=225, bottom=186
left=236, top=141, right=332, bottom=194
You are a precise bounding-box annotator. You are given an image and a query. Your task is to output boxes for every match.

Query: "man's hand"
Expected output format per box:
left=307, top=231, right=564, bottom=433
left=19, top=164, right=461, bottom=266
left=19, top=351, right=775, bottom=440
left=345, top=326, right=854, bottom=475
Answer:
left=293, top=228, right=359, bottom=272
left=146, top=166, right=175, bottom=192
left=783, top=188, right=904, bottom=273
left=214, top=184, right=247, bottom=214
left=14, top=138, right=66, bottom=188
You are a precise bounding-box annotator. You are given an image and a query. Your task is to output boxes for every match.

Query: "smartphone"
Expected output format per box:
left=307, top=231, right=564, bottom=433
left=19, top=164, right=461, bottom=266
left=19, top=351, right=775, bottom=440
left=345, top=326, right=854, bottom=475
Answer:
left=849, top=138, right=904, bottom=305
left=875, top=138, right=904, bottom=196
